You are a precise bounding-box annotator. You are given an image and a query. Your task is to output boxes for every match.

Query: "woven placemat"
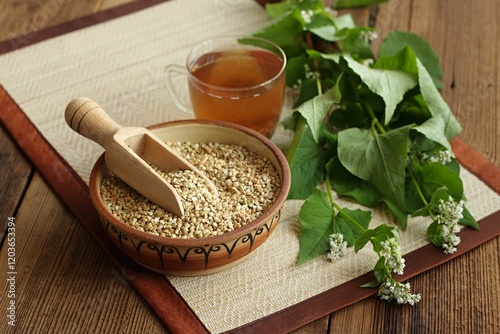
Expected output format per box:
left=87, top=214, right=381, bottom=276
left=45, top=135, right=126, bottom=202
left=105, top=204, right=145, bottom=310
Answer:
left=1, top=0, right=499, bottom=333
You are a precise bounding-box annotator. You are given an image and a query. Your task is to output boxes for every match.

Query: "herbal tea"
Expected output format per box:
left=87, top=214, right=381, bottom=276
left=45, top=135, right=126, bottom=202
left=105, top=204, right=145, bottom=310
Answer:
left=188, top=48, right=286, bottom=137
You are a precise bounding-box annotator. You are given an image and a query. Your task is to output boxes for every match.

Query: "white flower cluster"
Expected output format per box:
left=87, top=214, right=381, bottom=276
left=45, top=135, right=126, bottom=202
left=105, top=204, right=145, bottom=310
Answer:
left=421, top=149, right=454, bottom=165
left=379, top=236, right=405, bottom=275
left=360, top=30, right=379, bottom=42
left=435, top=196, right=464, bottom=254
left=292, top=64, right=319, bottom=89
left=300, top=9, right=314, bottom=24
left=327, top=233, right=348, bottom=261
left=378, top=279, right=421, bottom=305
left=304, top=64, right=316, bottom=80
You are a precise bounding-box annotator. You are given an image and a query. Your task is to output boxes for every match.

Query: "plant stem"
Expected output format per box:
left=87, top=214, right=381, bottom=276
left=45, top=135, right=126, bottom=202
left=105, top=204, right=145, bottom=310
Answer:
left=366, top=103, right=386, bottom=134
left=371, top=119, right=379, bottom=136
left=334, top=202, right=367, bottom=232
left=325, top=172, right=367, bottom=232
left=411, top=174, right=428, bottom=206
left=315, top=75, right=322, bottom=96
left=325, top=173, right=335, bottom=204
left=411, top=174, right=436, bottom=220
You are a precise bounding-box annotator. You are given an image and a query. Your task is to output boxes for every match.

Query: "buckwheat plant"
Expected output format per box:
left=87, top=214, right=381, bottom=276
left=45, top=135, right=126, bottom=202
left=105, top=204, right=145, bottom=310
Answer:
left=255, top=0, right=478, bottom=306
left=378, top=279, right=421, bottom=305
left=379, top=233, right=405, bottom=275
left=298, top=173, right=419, bottom=304
left=351, top=223, right=421, bottom=304
left=372, top=230, right=420, bottom=304
left=430, top=196, right=465, bottom=254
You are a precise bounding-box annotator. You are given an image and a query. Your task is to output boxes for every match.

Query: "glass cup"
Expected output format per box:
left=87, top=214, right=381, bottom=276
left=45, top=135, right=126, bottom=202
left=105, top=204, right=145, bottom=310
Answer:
left=165, top=36, right=287, bottom=138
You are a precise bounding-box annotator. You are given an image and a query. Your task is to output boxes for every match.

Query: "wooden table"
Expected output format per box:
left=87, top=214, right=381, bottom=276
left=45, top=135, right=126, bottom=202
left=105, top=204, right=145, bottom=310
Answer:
left=1, top=0, right=498, bottom=333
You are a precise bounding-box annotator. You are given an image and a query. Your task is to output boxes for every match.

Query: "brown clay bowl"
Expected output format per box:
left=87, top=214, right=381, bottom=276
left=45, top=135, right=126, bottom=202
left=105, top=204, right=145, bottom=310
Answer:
left=89, top=119, right=291, bottom=276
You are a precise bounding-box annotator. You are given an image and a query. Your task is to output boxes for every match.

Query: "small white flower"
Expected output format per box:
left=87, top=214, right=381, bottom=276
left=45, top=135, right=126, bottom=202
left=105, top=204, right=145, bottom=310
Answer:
left=378, top=279, right=421, bottom=305
left=380, top=236, right=405, bottom=275
left=292, top=78, right=303, bottom=89
left=435, top=196, right=464, bottom=254
left=421, top=149, right=454, bottom=165
left=327, top=233, right=348, bottom=261
left=360, top=30, right=379, bottom=42
left=300, top=9, right=314, bottom=24
left=305, top=71, right=318, bottom=79
left=436, top=196, right=464, bottom=224
left=303, top=64, right=315, bottom=78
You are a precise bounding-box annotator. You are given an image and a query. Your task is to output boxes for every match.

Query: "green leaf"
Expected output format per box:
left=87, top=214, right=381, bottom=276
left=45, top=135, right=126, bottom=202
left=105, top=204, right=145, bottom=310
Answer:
left=338, top=126, right=411, bottom=213
left=297, top=189, right=334, bottom=264
left=333, top=14, right=356, bottom=31
left=445, top=157, right=460, bottom=175
left=414, top=162, right=464, bottom=200
left=308, top=49, right=341, bottom=63
left=354, top=224, right=395, bottom=252
left=373, top=257, right=390, bottom=284
left=374, top=47, right=460, bottom=139
left=287, top=117, right=326, bottom=199
left=293, top=78, right=320, bottom=107
left=265, top=1, right=294, bottom=18
left=288, top=0, right=326, bottom=11
left=306, top=12, right=338, bottom=42
left=337, top=27, right=375, bottom=60
left=384, top=198, right=408, bottom=230
left=460, top=206, right=479, bottom=230
left=360, top=279, right=380, bottom=288
left=426, top=221, right=445, bottom=247
left=335, top=0, right=388, bottom=8
left=343, top=56, right=418, bottom=124
left=286, top=54, right=312, bottom=88
left=354, top=229, right=376, bottom=252
left=253, top=10, right=305, bottom=57
left=374, top=46, right=419, bottom=74
left=379, top=31, right=443, bottom=89
left=336, top=208, right=371, bottom=246
left=328, top=157, right=384, bottom=207
left=296, top=87, right=340, bottom=143
left=412, top=115, right=451, bottom=151
left=392, top=93, right=432, bottom=126
left=411, top=186, right=450, bottom=218
left=329, top=104, right=369, bottom=129
left=416, top=58, right=462, bottom=140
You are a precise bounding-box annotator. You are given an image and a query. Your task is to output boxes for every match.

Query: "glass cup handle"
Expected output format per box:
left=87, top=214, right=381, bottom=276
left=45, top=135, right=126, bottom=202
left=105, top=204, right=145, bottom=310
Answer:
left=165, top=64, right=192, bottom=113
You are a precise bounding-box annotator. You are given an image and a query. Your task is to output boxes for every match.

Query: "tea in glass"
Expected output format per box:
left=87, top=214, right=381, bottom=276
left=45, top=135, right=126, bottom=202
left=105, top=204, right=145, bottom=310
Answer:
left=166, top=36, right=287, bottom=138
left=187, top=47, right=285, bottom=137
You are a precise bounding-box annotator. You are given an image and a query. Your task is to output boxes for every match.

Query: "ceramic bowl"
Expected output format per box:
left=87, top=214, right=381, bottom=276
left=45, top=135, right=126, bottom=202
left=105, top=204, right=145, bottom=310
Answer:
left=89, top=119, right=291, bottom=276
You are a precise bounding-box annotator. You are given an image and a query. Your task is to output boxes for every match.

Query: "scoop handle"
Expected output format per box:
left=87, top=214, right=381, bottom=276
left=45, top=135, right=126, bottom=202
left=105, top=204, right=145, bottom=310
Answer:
left=65, top=97, right=121, bottom=148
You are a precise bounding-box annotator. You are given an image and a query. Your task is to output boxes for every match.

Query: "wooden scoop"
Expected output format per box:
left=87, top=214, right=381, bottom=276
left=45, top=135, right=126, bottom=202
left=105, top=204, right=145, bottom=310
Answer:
left=65, top=97, right=217, bottom=217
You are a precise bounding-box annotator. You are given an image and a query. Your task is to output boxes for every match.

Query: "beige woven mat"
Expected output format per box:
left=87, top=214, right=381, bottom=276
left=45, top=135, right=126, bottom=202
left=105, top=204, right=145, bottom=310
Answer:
left=1, top=0, right=499, bottom=332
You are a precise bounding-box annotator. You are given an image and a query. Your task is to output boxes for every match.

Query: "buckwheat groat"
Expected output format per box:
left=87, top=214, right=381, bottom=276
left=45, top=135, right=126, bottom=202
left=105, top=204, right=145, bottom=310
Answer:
left=100, top=142, right=281, bottom=239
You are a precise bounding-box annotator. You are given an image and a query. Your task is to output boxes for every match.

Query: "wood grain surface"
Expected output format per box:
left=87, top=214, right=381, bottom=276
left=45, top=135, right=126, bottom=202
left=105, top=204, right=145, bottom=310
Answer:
left=0, top=0, right=498, bottom=333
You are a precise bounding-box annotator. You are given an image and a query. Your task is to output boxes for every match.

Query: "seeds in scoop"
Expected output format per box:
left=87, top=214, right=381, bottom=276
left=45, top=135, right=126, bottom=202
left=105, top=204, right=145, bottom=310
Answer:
left=100, top=142, right=281, bottom=239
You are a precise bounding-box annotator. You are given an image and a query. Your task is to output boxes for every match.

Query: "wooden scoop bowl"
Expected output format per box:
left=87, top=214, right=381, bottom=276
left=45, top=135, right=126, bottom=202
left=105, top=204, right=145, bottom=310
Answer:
left=65, top=97, right=216, bottom=216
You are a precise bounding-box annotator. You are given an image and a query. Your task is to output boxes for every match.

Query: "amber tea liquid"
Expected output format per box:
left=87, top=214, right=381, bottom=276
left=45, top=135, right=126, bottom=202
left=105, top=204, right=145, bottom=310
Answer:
left=188, top=48, right=286, bottom=137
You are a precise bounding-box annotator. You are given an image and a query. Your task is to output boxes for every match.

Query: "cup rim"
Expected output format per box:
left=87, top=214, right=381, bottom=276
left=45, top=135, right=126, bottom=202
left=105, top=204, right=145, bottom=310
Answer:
left=185, top=35, right=287, bottom=93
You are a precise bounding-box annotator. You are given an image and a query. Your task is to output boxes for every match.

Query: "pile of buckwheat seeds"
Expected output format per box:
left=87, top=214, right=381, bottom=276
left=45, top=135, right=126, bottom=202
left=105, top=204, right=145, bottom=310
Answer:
left=100, top=141, right=281, bottom=239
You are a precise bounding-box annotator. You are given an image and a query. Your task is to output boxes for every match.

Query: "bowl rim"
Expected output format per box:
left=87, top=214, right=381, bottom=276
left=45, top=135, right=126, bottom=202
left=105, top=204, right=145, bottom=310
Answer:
left=89, top=118, right=291, bottom=247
